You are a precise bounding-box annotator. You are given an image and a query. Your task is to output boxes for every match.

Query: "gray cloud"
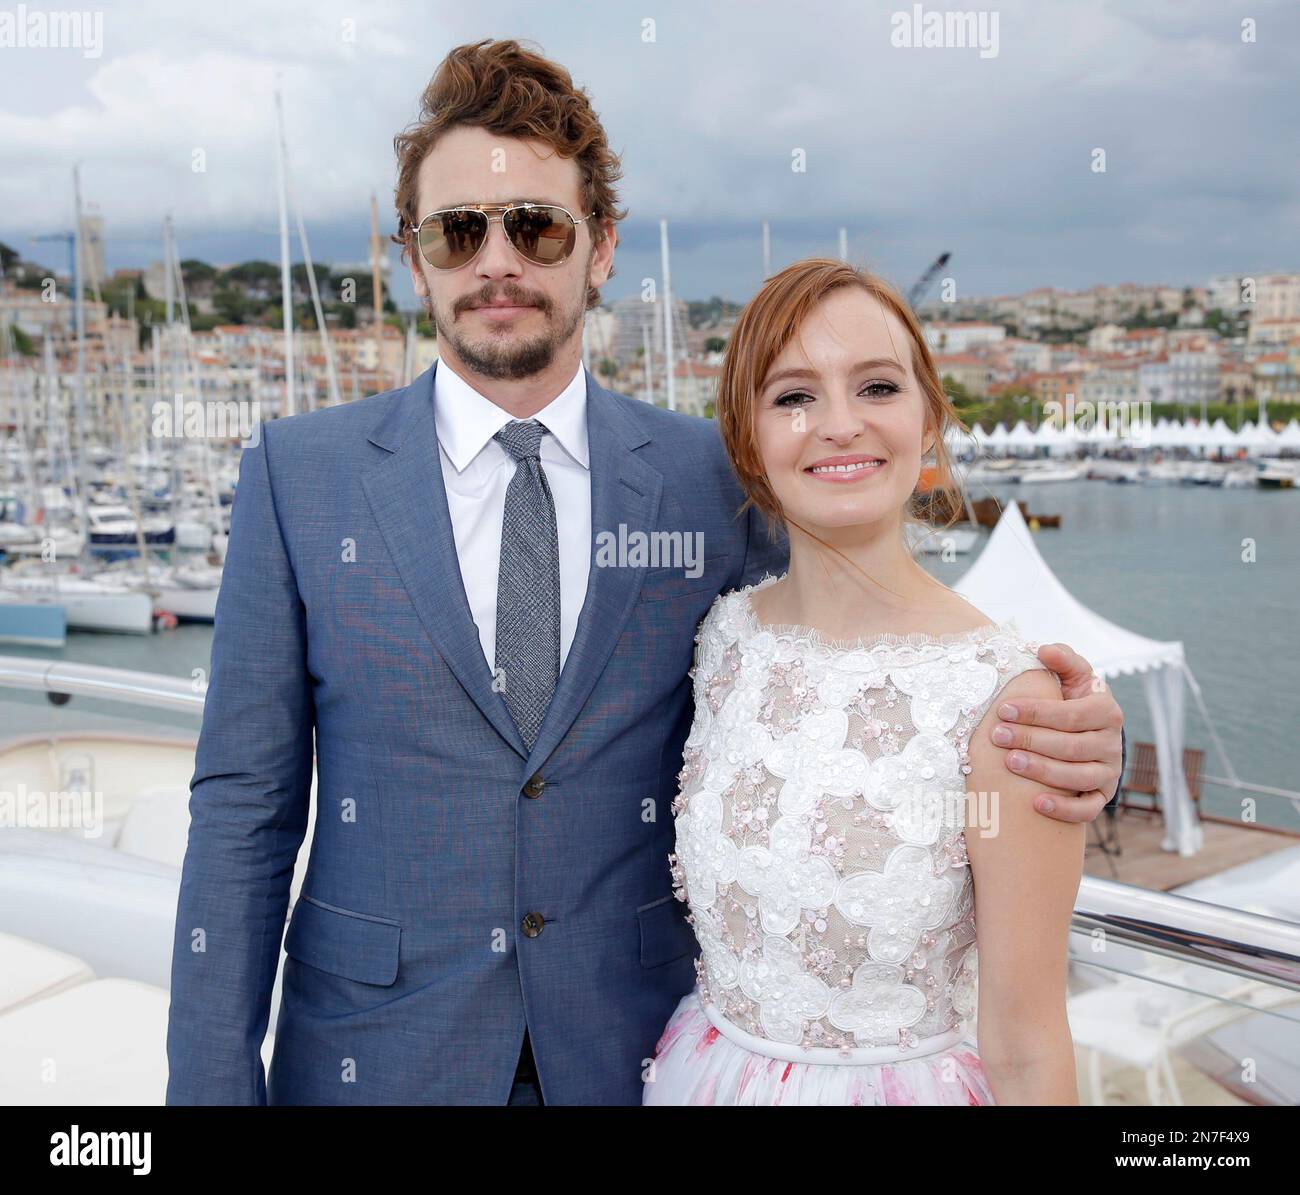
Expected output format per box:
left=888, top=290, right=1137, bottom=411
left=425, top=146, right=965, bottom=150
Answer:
left=1, top=0, right=1295, bottom=305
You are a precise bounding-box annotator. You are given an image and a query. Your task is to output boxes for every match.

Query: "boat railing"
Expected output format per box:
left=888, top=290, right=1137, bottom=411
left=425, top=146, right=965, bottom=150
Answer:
left=1072, top=875, right=1300, bottom=1000
left=0, top=654, right=1297, bottom=1013
left=0, top=655, right=204, bottom=714
left=1200, top=772, right=1300, bottom=814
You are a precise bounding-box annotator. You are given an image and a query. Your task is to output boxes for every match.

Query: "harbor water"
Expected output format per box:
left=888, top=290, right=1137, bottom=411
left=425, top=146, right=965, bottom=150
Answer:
left=3, top=479, right=1298, bottom=831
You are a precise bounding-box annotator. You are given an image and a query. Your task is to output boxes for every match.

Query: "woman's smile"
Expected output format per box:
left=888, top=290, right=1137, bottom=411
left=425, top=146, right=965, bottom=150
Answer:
left=803, top=454, right=887, bottom=483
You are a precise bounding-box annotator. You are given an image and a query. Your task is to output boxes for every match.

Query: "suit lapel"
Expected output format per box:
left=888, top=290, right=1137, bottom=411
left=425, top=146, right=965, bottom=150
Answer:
left=361, top=361, right=529, bottom=758
left=522, top=370, right=662, bottom=774
left=360, top=362, right=663, bottom=770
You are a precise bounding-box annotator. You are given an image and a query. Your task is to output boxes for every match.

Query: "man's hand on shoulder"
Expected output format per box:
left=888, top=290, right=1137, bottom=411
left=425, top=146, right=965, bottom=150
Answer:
left=990, top=643, right=1125, bottom=824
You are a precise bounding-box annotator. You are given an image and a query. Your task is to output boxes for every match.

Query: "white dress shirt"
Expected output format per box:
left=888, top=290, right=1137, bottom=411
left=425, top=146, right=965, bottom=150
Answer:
left=433, top=357, right=592, bottom=677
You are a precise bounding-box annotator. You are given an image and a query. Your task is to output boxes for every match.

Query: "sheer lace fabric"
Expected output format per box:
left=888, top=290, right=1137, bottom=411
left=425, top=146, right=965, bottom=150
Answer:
left=653, top=574, right=1048, bottom=1101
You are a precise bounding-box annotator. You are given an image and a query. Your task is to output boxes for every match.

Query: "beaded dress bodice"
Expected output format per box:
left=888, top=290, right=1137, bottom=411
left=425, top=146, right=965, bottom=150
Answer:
left=669, top=574, right=1047, bottom=1057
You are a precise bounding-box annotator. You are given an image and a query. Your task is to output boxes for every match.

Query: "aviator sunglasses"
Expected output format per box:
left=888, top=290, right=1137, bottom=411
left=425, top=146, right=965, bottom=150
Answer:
left=412, top=202, right=594, bottom=270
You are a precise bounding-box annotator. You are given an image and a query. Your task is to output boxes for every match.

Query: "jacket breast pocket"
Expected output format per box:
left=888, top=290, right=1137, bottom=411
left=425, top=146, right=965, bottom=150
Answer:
left=636, top=555, right=730, bottom=604
left=283, top=893, right=401, bottom=987
left=636, top=893, right=698, bottom=968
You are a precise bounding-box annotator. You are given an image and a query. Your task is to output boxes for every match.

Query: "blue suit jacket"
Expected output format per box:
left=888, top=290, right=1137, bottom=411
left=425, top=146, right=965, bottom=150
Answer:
left=165, top=361, right=789, bottom=1105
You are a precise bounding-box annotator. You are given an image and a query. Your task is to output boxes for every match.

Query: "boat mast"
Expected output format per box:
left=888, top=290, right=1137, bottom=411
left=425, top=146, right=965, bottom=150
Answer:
left=293, top=193, right=342, bottom=407
left=274, top=82, right=295, bottom=417
left=70, top=164, right=91, bottom=556
left=659, top=219, right=675, bottom=412
left=370, top=193, right=385, bottom=393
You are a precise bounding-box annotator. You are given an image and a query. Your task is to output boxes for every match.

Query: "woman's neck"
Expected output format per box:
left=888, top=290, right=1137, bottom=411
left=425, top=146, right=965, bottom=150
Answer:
left=761, top=519, right=957, bottom=640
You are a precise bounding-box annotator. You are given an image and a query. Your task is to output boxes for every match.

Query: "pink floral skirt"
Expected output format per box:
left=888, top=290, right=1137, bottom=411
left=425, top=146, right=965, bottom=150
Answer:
left=643, top=988, right=995, bottom=1106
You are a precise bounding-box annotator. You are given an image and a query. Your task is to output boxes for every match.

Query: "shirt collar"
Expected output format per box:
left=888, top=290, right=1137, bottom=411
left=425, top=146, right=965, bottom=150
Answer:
left=433, top=357, right=590, bottom=473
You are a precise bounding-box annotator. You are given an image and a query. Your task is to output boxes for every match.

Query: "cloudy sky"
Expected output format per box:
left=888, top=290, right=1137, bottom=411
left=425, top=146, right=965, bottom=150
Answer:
left=1, top=0, right=1296, bottom=309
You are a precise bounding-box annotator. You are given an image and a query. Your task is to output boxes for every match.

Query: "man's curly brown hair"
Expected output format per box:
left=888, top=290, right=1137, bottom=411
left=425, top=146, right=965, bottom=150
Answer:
left=391, top=38, right=627, bottom=310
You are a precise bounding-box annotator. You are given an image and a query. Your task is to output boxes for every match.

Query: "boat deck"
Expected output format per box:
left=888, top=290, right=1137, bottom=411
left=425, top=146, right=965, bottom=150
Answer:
left=1082, top=808, right=1300, bottom=890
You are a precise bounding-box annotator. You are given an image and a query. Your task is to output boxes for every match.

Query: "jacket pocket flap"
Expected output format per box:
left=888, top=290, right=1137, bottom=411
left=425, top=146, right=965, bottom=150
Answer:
left=636, top=555, right=731, bottom=603
left=284, top=895, right=401, bottom=986
left=637, top=893, right=697, bottom=968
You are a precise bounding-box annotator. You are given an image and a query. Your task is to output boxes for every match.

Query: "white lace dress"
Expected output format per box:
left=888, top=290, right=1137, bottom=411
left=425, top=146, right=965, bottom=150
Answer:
left=643, top=574, right=1050, bottom=1107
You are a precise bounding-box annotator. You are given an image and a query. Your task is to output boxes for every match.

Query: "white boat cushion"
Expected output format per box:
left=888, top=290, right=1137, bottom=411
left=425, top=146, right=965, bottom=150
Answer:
left=0, top=931, right=93, bottom=1014
left=0, top=978, right=275, bottom=1105
left=0, top=978, right=170, bottom=1105
left=115, top=787, right=193, bottom=868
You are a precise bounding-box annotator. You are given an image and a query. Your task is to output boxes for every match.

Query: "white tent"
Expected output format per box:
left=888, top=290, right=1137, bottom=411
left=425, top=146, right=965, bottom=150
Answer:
left=1157, top=417, right=1183, bottom=450
left=944, top=424, right=980, bottom=460
left=1255, top=422, right=1284, bottom=457
left=954, top=502, right=1207, bottom=855
left=1235, top=420, right=1280, bottom=454
left=1034, top=420, right=1081, bottom=458
left=1006, top=420, right=1038, bottom=456
left=1201, top=421, right=1232, bottom=457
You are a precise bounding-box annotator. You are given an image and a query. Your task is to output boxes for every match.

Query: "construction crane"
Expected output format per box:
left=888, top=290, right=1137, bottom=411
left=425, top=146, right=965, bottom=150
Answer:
left=31, top=231, right=75, bottom=292
left=369, top=193, right=387, bottom=389
left=33, top=217, right=103, bottom=303
left=907, top=251, right=950, bottom=310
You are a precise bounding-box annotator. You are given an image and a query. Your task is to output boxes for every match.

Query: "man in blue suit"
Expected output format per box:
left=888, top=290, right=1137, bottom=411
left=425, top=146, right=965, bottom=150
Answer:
left=166, top=39, right=1125, bottom=1105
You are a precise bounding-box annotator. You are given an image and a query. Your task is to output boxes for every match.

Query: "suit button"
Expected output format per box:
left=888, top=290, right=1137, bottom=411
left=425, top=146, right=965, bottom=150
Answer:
left=521, top=912, right=545, bottom=938
left=522, top=773, right=545, bottom=798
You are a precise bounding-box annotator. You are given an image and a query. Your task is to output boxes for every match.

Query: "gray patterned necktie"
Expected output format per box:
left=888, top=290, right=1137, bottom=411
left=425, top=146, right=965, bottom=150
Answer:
left=493, top=419, right=561, bottom=749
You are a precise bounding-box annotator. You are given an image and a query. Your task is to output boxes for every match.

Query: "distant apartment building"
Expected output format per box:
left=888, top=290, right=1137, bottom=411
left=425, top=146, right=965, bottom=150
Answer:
left=932, top=352, right=991, bottom=397
left=610, top=294, right=690, bottom=367
left=1139, top=342, right=1220, bottom=410
left=1210, top=271, right=1300, bottom=320
left=1247, top=316, right=1300, bottom=346
left=1208, top=274, right=1250, bottom=314
left=582, top=308, right=618, bottom=366
left=1000, top=337, right=1052, bottom=373
left=923, top=321, right=1006, bottom=354
left=1254, top=274, right=1300, bottom=321
left=1087, top=323, right=1125, bottom=353
left=1138, top=356, right=1171, bottom=407
left=1020, top=371, right=1076, bottom=408
left=669, top=360, right=721, bottom=414
left=1088, top=324, right=1168, bottom=356
left=1079, top=360, right=1142, bottom=411
left=1170, top=343, right=1221, bottom=410
left=1218, top=360, right=1254, bottom=406
left=0, top=287, right=108, bottom=340
left=1253, top=349, right=1300, bottom=406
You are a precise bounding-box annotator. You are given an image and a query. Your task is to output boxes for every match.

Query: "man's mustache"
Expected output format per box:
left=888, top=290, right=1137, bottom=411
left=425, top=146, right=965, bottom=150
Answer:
left=453, top=286, right=552, bottom=317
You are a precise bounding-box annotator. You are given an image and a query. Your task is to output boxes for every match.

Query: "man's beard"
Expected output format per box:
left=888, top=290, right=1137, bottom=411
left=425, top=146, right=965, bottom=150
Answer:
left=427, top=270, right=587, bottom=382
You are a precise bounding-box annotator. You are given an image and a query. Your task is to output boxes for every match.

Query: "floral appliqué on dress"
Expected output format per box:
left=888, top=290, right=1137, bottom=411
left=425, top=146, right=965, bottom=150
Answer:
left=669, top=574, right=1048, bottom=1057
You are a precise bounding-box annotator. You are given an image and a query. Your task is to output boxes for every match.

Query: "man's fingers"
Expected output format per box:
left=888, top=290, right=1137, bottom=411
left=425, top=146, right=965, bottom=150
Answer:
left=1037, top=641, right=1085, bottom=677
left=1036, top=643, right=1103, bottom=699
left=1034, top=788, right=1109, bottom=824
left=1003, top=750, right=1114, bottom=795
left=991, top=723, right=1112, bottom=763
left=998, top=689, right=1121, bottom=733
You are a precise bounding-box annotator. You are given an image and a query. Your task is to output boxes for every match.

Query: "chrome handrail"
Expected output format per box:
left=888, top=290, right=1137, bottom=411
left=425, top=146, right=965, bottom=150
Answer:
left=0, top=656, right=204, bottom=714
left=1074, top=876, right=1300, bottom=996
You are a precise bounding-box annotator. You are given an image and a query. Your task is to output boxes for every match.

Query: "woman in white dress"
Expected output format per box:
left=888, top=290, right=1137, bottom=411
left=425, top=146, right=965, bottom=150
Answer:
left=643, top=260, right=1085, bottom=1106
